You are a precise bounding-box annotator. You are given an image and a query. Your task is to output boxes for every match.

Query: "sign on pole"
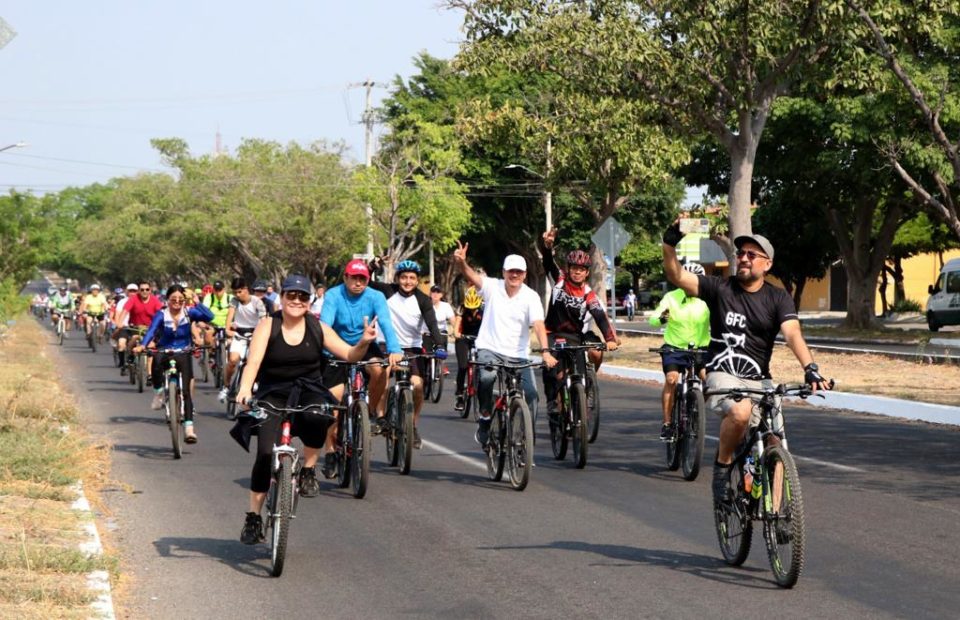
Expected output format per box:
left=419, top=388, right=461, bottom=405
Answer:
left=591, top=217, right=632, bottom=323
left=0, top=18, right=17, bottom=50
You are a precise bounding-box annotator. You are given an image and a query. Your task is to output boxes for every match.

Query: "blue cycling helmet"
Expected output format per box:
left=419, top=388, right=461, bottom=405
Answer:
left=395, top=260, right=421, bottom=275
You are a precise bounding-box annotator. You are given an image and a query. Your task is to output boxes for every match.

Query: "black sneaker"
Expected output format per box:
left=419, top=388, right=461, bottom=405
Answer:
left=120, top=366, right=127, bottom=376
left=413, top=427, right=422, bottom=450
left=659, top=423, right=673, bottom=442
left=475, top=417, right=491, bottom=447
left=454, top=395, right=465, bottom=411
left=321, top=452, right=338, bottom=479
left=240, top=512, right=263, bottom=545
left=712, top=464, right=733, bottom=505
left=299, top=466, right=320, bottom=497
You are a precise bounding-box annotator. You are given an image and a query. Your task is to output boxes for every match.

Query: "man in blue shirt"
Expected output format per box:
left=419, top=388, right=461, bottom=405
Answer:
left=321, top=259, right=403, bottom=432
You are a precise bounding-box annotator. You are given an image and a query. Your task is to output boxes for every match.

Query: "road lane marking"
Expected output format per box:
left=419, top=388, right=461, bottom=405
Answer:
left=422, top=439, right=488, bottom=472
left=705, top=435, right=865, bottom=473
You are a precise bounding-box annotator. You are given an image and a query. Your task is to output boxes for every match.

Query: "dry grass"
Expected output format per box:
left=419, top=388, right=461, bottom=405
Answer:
left=0, top=320, right=115, bottom=616
left=610, top=333, right=960, bottom=407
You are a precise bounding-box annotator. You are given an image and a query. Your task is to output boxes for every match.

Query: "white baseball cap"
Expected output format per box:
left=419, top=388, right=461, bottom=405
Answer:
left=126, top=283, right=138, bottom=291
left=502, top=254, right=527, bottom=272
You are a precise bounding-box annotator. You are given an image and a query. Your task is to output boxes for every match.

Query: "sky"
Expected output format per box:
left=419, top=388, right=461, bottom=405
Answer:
left=0, top=1, right=464, bottom=193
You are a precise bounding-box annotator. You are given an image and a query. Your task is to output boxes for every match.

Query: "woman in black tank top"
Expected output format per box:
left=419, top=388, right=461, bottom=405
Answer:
left=234, top=274, right=378, bottom=544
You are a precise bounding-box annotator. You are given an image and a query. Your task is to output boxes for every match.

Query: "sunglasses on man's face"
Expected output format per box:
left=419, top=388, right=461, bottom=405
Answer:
left=736, top=249, right=768, bottom=261
left=283, top=291, right=311, bottom=303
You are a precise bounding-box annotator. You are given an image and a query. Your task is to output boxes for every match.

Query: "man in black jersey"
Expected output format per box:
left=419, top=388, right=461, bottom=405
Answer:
left=662, top=223, right=831, bottom=504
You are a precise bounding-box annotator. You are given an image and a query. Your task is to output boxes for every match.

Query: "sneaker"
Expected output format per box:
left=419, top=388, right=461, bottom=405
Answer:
left=218, top=387, right=229, bottom=404
left=151, top=392, right=164, bottom=410
left=659, top=423, right=673, bottom=442
left=145, top=376, right=153, bottom=387
left=454, top=395, right=465, bottom=411
left=184, top=424, right=197, bottom=444
left=299, top=467, right=320, bottom=498
left=240, top=512, right=264, bottom=545
left=321, top=452, right=338, bottom=479
left=475, top=417, right=491, bottom=447
left=442, top=367, right=450, bottom=376
left=413, top=427, right=422, bottom=450
left=372, top=416, right=387, bottom=435
left=712, top=463, right=733, bottom=505
left=120, top=366, right=127, bottom=377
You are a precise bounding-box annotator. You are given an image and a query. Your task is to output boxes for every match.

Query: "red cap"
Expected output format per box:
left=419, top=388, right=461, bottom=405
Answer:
left=202, top=284, right=214, bottom=295
left=344, top=259, right=370, bottom=280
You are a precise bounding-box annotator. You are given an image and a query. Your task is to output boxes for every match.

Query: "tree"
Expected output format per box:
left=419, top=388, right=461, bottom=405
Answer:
left=0, top=191, right=49, bottom=286
left=887, top=212, right=960, bottom=308
left=450, top=0, right=858, bottom=250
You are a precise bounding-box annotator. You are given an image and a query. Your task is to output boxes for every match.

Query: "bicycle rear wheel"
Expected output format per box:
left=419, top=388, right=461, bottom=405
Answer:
left=762, top=446, right=805, bottom=588
left=681, top=387, right=705, bottom=481
left=422, top=359, right=434, bottom=401
left=268, top=455, right=294, bottom=577
left=571, top=383, right=588, bottom=469
left=397, top=388, right=414, bottom=475
left=665, top=387, right=682, bottom=471
left=550, top=393, right=568, bottom=461
left=714, top=462, right=753, bottom=566
left=486, top=412, right=505, bottom=481
left=385, top=391, right=399, bottom=467
left=199, top=347, right=210, bottom=383
left=336, top=410, right=351, bottom=490
left=167, top=380, right=183, bottom=459
left=461, top=365, right=474, bottom=419
left=214, top=341, right=226, bottom=389
left=127, top=355, right=136, bottom=385
left=586, top=365, right=600, bottom=444
left=351, top=400, right=371, bottom=499
left=507, top=397, right=533, bottom=491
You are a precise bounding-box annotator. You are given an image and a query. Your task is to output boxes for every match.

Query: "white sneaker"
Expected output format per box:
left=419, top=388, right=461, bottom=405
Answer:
left=218, top=388, right=229, bottom=404
left=151, top=392, right=164, bottom=410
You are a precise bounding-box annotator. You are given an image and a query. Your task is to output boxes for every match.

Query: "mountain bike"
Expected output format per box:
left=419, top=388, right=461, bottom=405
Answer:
left=224, top=332, right=253, bottom=421
left=421, top=334, right=447, bottom=404
left=383, top=357, right=417, bottom=475
left=328, top=359, right=380, bottom=498
left=474, top=359, right=540, bottom=491
left=147, top=347, right=196, bottom=459
left=649, top=345, right=710, bottom=481
left=537, top=340, right=605, bottom=469
left=705, top=381, right=832, bottom=588
left=85, top=313, right=103, bottom=352
left=125, top=327, right=148, bottom=392
left=211, top=327, right=228, bottom=389
left=54, top=311, right=69, bottom=346
left=246, top=399, right=344, bottom=577
left=458, top=335, right=479, bottom=420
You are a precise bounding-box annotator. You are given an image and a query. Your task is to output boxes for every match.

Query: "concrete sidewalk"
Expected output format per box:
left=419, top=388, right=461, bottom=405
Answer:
left=600, top=364, right=960, bottom=427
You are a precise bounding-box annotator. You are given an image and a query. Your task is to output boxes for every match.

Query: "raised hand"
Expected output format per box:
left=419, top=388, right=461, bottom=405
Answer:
left=361, top=316, right=378, bottom=343
left=542, top=227, right=558, bottom=249
left=453, top=240, right=469, bottom=264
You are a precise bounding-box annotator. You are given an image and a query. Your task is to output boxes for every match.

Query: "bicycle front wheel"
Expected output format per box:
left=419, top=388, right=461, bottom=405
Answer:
left=199, top=347, right=209, bottom=383
left=57, top=323, right=64, bottom=346
left=385, top=391, right=399, bottom=467
left=461, top=366, right=474, bottom=419
left=397, top=388, right=414, bottom=475
left=486, top=411, right=505, bottom=481
left=571, top=383, right=588, bottom=469
left=666, top=388, right=682, bottom=471
left=136, top=355, right=146, bottom=393
left=430, top=361, right=444, bottom=403
left=507, top=396, right=533, bottom=491
left=336, top=410, right=351, bottom=490
left=351, top=400, right=371, bottom=499
left=714, top=462, right=753, bottom=566
left=681, top=387, right=705, bottom=481
left=167, top=380, right=182, bottom=459
left=422, top=359, right=434, bottom=401
left=214, top=342, right=226, bottom=389
left=586, top=366, right=600, bottom=444
left=762, top=446, right=805, bottom=588
left=268, top=455, right=294, bottom=577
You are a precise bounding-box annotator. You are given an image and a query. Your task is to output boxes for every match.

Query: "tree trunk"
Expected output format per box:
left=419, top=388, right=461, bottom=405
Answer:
left=892, top=256, right=905, bottom=305
left=879, top=266, right=890, bottom=316
left=845, top=274, right=879, bottom=328
left=792, top=278, right=806, bottom=312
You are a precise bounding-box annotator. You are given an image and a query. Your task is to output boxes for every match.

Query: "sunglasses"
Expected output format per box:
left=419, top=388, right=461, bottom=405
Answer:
left=736, top=250, right=768, bottom=261
left=168, top=296, right=185, bottom=303
left=139, top=287, right=151, bottom=292
left=283, top=291, right=311, bottom=303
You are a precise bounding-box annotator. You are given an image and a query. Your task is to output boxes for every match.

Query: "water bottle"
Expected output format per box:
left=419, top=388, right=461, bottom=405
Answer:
left=751, top=458, right=763, bottom=499
left=743, top=455, right=755, bottom=494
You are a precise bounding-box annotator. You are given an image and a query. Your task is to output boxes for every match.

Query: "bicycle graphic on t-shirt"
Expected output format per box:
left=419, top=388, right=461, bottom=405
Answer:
left=707, top=332, right=762, bottom=378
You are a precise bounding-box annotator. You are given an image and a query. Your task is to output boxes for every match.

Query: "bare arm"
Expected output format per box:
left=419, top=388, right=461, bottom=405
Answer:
left=452, top=240, right=483, bottom=289
left=235, top=316, right=273, bottom=403
left=662, top=243, right=699, bottom=297
left=225, top=307, right=236, bottom=337
left=780, top=319, right=814, bottom=368
left=532, top=320, right=557, bottom=368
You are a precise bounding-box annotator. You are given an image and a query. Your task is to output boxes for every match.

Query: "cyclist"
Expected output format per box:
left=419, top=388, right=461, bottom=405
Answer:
left=220, top=277, right=267, bottom=402
left=49, top=286, right=75, bottom=334
left=134, top=285, right=214, bottom=443
left=320, top=259, right=403, bottom=471
left=202, top=280, right=233, bottom=349
left=539, top=228, right=619, bottom=430
left=113, top=283, right=139, bottom=372
left=367, top=259, right=446, bottom=449
left=451, top=242, right=557, bottom=446
left=649, top=261, right=711, bottom=440
left=234, top=274, right=378, bottom=540
left=624, top=289, right=638, bottom=321
left=117, top=281, right=164, bottom=383
left=252, top=279, right=276, bottom=314
left=309, top=282, right=325, bottom=317
left=661, top=223, right=831, bottom=505
left=453, top=285, right=484, bottom=411
left=79, top=284, right=109, bottom=343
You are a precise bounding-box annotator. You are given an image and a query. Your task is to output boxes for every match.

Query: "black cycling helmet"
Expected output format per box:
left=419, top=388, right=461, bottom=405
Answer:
left=252, top=279, right=268, bottom=292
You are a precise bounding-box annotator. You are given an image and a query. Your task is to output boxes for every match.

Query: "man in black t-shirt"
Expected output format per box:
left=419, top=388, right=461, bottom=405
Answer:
left=662, top=223, right=831, bottom=504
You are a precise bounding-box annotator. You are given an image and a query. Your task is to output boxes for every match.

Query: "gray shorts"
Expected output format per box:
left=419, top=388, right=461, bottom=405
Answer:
left=705, top=372, right=780, bottom=428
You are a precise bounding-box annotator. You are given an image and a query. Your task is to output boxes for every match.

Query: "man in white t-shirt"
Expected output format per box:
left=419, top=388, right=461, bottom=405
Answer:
left=309, top=283, right=325, bottom=318
left=220, top=277, right=267, bottom=402
left=452, top=241, right=557, bottom=446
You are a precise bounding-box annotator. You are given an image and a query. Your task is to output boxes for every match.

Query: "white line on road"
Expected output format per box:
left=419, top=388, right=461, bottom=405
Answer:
left=422, top=439, right=488, bottom=472
left=705, top=435, right=865, bottom=473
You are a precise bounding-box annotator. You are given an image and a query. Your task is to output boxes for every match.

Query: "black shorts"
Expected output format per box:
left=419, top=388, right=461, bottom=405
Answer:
left=402, top=347, right=425, bottom=378
left=321, top=342, right=384, bottom=389
left=660, top=346, right=707, bottom=374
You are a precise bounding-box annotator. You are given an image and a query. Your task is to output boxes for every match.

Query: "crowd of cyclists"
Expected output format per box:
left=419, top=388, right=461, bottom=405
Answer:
left=38, top=220, right=831, bottom=556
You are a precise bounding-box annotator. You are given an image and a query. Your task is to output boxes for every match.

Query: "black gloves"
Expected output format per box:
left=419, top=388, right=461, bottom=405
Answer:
left=804, top=363, right=826, bottom=387
left=662, top=221, right=684, bottom=247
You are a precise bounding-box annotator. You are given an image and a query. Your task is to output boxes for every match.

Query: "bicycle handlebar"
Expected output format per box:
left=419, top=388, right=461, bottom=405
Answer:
left=533, top=343, right=607, bottom=353
left=470, top=360, right=544, bottom=372
left=245, top=399, right=345, bottom=418
left=705, top=380, right=835, bottom=401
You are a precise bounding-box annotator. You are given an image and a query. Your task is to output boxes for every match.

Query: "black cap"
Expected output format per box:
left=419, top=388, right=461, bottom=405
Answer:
left=252, top=279, right=268, bottom=292
left=213, top=280, right=225, bottom=290
left=430, top=285, right=442, bottom=293
left=281, top=274, right=312, bottom=294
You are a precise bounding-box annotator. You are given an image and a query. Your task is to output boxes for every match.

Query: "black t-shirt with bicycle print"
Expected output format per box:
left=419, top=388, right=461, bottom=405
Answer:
left=696, top=275, right=798, bottom=380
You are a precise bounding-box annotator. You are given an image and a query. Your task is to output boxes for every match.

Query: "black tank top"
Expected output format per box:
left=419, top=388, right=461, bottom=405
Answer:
left=257, top=317, right=325, bottom=385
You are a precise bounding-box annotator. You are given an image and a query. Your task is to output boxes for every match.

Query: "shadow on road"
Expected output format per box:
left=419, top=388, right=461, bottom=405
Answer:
left=152, top=536, right=272, bottom=578
left=112, top=443, right=183, bottom=460
left=479, top=540, right=776, bottom=589
left=109, top=415, right=167, bottom=426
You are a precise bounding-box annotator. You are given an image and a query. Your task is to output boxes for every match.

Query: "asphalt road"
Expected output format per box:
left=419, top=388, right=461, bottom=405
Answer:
left=48, top=322, right=960, bottom=619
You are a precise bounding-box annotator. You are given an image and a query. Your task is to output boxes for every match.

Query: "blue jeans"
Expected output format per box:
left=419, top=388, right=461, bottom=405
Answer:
left=477, top=349, right=539, bottom=422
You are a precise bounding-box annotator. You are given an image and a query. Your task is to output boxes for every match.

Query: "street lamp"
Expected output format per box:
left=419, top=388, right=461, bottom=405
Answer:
left=0, top=142, right=27, bottom=153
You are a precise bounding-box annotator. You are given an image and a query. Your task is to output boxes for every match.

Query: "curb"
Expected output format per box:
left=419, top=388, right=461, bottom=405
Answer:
left=598, top=364, right=960, bottom=427
left=71, top=482, right=116, bottom=620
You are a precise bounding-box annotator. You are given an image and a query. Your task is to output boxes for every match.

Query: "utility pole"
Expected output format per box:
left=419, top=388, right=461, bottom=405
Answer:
left=348, top=79, right=383, bottom=257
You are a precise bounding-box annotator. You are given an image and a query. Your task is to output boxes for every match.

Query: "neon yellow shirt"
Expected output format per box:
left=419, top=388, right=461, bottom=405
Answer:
left=83, top=293, right=109, bottom=315
left=202, top=292, right=233, bottom=327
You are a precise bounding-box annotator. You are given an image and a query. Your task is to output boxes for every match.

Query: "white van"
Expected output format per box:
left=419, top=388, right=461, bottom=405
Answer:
left=926, top=258, right=960, bottom=331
